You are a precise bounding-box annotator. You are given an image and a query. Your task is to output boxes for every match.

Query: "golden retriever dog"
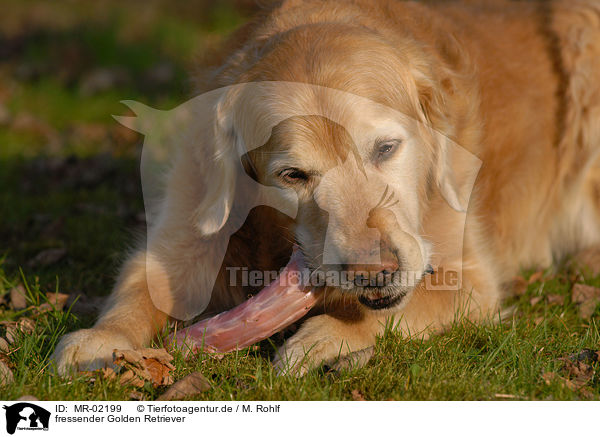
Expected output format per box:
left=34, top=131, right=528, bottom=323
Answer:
left=52, top=0, right=600, bottom=375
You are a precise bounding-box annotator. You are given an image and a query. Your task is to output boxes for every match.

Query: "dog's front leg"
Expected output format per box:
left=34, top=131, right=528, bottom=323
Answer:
left=51, top=251, right=169, bottom=375
left=273, top=311, right=384, bottom=376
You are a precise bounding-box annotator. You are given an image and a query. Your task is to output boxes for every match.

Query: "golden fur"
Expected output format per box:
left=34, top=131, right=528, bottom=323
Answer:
left=52, top=0, right=600, bottom=375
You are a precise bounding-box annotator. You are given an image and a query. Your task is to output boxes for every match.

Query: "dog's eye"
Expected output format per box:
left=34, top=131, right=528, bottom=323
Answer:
left=279, top=168, right=309, bottom=184
left=377, top=141, right=400, bottom=157
left=379, top=144, right=394, bottom=154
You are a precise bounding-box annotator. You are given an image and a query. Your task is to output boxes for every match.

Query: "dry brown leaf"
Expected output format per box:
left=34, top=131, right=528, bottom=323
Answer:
left=544, top=351, right=597, bottom=392
left=528, top=271, right=544, bottom=284
left=119, top=369, right=145, bottom=388
left=571, top=283, right=600, bottom=303
left=129, top=391, right=144, bottom=401
left=9, top=285, right=27, bottom=310
left=541, top=371, right=585, bottom=390
left=33, top=292, right=71, bottom=315
left=145, top=357, right=174, bottom=386
left=101, top=367, right=117, bottom=380
left=563, top=378, right=585, bottom=391
left=2, top=318, right=35, bottom=344
left=547, top=294, right=565, bottom=306
left=577, top=387, right=595, bottom=399
left=570, top=284, right=600, bottom=319
left=113, top=348, right=175, bottom=387
left=351, top=389, right=366, bottom=401
left=33, top=304, right=55, bottom=315
left=563, top=359, right=594, bottom=386
left=113, top=348, right=174, bottom=366
left=542, top=371, right=558, bottom=385
left=0, top=338, right=9, bottom=353
left=157, top=372, right=211, bottom=400
left=579, top=300, right=599, bottom=320
left=329, top=347, right=375, bottom=373
left=571, top=247, right=600, bottom=276
left=530, top=296, right=542, bottom=306
left=0, top=361, right=14, bottom=386
left=512, top=276, right=528, bottom=296
left=44, top=292, right=70, bottom=311
left=18, top=318, right=35, bottom=333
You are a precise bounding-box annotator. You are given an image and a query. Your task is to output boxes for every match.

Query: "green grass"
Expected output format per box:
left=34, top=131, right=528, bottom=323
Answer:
left=1, top=0, right=599, bottom=401
left=1, top=265, right=599, bottom=400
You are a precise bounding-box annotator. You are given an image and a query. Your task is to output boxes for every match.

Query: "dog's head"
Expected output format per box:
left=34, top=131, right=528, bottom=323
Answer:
left=196, top=25, right=471, bottom=311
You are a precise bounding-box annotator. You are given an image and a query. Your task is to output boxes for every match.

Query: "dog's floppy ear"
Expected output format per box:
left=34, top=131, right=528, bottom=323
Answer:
left=413, top=78, right=465, bottom=211
left=412, top=39, right=478, bottom=213
left=193, top=155, right=236, bottom=236
left=192, top=97, right=240, bottom=236
left=433, top=134, right=466, bottom=212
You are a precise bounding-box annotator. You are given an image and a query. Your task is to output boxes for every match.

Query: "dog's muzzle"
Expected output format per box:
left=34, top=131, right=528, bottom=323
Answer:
left=356, top=264, right=433, bottom=310
left=358, top=292, right=404, bottom=310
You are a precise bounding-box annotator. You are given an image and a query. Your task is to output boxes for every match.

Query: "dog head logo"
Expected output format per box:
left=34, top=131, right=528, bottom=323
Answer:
left=115, top=82, right=481, bottom=320
left=3, top=403, right=50, bottom=434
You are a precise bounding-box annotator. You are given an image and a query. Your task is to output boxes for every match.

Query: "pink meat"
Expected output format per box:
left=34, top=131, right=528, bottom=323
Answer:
left=169, top=249, right=318, bottom=354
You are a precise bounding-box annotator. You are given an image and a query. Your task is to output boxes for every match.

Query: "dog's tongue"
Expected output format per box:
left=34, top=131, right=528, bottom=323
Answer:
left=169, top=248, right=318, bottom=354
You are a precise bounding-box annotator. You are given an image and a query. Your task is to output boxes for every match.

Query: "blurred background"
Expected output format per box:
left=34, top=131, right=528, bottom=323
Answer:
left=0, top=0, right=255, bottom=302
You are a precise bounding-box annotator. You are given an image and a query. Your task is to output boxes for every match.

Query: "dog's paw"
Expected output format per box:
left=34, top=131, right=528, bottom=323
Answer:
left=50, top=329, right=135, bottom=376
left=273, top=319, right=354, bottom=376
left=273, top=335, right=342, bottom=377
left=272, top=314, right=378, bottom=376
left=327, top=346, right=375, bottom=373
